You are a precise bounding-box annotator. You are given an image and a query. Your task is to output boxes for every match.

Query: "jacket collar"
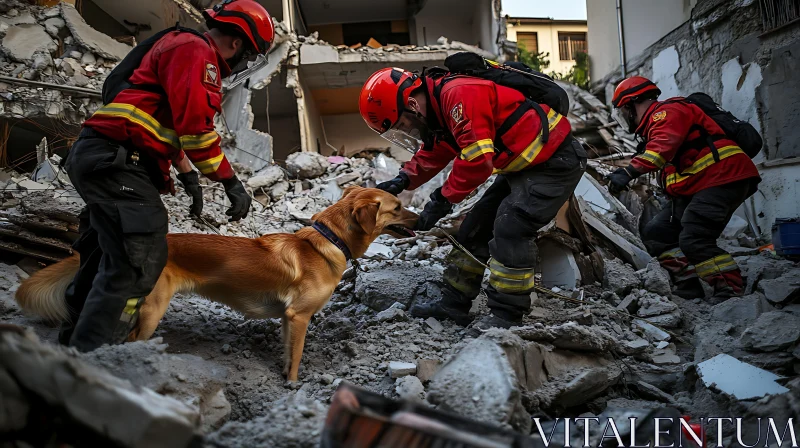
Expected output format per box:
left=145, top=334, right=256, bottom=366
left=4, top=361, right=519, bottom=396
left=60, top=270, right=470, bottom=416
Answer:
left=205, top=32, right=232, bottom=78
left=312, top=221, right=352, bottom=260
left=635, top=101, right=662, bottom=136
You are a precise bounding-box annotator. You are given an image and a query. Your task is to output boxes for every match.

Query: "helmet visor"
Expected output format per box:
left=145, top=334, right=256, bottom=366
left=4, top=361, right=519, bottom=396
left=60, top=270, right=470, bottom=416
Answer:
left=612, top=106, right=635, bottom=134
left=380, top=128, right=424, bottom=154
left=379, top=111, right=428, bottom=154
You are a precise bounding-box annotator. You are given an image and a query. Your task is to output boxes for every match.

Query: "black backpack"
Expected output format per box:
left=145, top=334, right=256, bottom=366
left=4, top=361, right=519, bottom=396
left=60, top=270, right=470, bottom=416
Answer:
left=102, top=25, right=208, bottom=104
left=426, top=52, right=570, bottom=156
left=681, top=92, right=763, bottom=159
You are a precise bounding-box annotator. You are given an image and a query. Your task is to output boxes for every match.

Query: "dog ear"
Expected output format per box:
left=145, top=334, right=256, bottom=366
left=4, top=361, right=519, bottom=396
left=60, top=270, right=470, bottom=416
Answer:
left=341, top=186, right=361, bottom=200
left=352, top=199, right=379, bottom=234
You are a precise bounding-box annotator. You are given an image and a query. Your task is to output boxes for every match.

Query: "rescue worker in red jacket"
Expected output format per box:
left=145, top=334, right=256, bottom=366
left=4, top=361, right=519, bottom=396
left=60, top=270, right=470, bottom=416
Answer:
left=607, top=76, right=761, bottom=300
left=360, top=67, right=587, bottom=333
left=60, top=0, right=274, bottom=351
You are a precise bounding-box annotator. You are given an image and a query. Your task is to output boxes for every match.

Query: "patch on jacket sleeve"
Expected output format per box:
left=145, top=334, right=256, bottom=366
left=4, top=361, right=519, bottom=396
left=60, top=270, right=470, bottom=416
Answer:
left=450, top=102, right=464, bottom=124
left=203, top=61, right=220, bottom=87
left=652, top=110, right=667, bottom=122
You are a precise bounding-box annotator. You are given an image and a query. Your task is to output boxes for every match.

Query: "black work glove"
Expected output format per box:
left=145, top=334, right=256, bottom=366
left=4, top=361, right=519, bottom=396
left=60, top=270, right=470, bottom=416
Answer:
left=177, top=171, right=203, bottom=217
left=607, top=166, right=640, bottom=195
left=220, top=176, right=252, bottom=222
left=415, top=187, right=453, bottom=231
left=376, top=172, right=410, bottom=196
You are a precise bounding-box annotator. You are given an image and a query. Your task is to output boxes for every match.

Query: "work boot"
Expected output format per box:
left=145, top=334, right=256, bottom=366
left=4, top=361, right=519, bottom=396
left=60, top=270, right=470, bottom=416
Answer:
left=465, top=313, right=519, bottom=338
left=672, top=277, right=705, bottom=300
left=409, top=282, right=473, bottom=327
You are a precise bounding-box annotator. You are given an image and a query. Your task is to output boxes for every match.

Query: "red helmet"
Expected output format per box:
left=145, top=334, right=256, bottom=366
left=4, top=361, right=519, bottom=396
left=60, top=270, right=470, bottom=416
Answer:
left=359, top=68, right=422, bottom=134
left=204, top=0, right=274, bottom=55
left=611, top=76, right=661, bottom=108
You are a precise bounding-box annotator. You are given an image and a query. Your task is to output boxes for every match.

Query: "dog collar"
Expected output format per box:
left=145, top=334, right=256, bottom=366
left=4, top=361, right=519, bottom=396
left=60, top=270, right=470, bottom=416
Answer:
left=312, top=221, right=352, bottom=260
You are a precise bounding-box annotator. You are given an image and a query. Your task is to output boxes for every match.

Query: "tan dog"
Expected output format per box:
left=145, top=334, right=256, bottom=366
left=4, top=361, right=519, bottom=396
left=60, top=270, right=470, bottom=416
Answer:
left=15, top=186, right=417, bottom=381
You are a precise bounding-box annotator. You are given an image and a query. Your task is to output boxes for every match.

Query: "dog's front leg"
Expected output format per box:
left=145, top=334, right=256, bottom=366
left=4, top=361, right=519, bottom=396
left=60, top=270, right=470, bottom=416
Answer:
left=282, top=310, right=310, bottom=382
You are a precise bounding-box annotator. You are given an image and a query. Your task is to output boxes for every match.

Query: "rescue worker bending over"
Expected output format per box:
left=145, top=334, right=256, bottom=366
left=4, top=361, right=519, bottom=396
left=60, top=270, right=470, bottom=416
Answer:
left=61, top=0, right=274, bottom=351
left=360, top=67, right=587, bottom=333
left=607, top=76, right=761, bottom=300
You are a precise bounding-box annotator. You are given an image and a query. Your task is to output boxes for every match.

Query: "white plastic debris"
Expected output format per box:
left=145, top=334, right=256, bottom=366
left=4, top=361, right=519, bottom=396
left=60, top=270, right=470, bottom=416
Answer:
left=696, top=353, right=789, bottom=400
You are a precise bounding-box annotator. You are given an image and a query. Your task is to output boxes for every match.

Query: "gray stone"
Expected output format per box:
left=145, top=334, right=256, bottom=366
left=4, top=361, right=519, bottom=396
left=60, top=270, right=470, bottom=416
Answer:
left=376, top=306, right=406, bottom=322
left=394, top=376, right=425, bottom=401
left=31, top=51, right=51, bottom=71
left=42, top=17, right=64, bottom=37
left=269, top=180, right=290, bottom=200
left=80, top=52, right=96, bottom=65
left=0, top=24, right=56, bottom=62
left=633, top=319, right=670, bottom=342
left=415, top=358, right=442, bottom=383
left=632, top=380, right=675, bottom=404
left=623, top=339, right=650, bottom=353
left=68, top=50, right=82, bottom=59
left=651, top=352, right=681, bottom=365
left=603, top=258, right=640, bottom=296
left=247, top=165, right=285, bottom=189
left=741, top=311, right=800, bottom=352
left=60, top=3, right=130, bottom=61
left=355, top=263, right=441, bottom=311
left=388, top=361, right=416, bottom=378
left=757, top=270, right=800, bottom=305
left=513, top=322, right=618, bottom=352
left=616, top=293, right=639, bottom=313
left=425, top=317, right=444, bottom=333
left=656, top=341, right=669, bottom=349
left=334, top=172, right=360, bottom=186
left=642, top=311, right=682, bottom=328
left=319, top=374, right=334, bottom=385
left=711, top=293, right=764, bottom=327
left=0, top=11, right=34, bottom=25
left=286, top=151, right=330, bottom=179
left=0, top=329, right=200, bottom=447
left=60, top=57, right=83, bottom=77
left=427, top=333, right=531, bottom=433
left=738, top=253, right=795, bottom=294
left=637, top=260, right=672, bottom=296
left=693, top=321, right=743, bottom=363
left=555, top=365, right=623, bottom=408
left=82, top=338, right=231, bottom=432
left=636, top=293, right=678, bottom=317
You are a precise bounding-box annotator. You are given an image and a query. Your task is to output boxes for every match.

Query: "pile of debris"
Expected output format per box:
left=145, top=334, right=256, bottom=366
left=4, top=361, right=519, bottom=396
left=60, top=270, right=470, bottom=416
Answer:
left=0, top=0, right=129, bottom=121
left=300, top=32, right=495, bottom=59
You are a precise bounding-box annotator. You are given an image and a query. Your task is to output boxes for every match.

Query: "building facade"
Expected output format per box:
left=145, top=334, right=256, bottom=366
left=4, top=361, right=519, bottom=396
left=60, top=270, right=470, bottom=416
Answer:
left=506, top=17, right=588, bottom=75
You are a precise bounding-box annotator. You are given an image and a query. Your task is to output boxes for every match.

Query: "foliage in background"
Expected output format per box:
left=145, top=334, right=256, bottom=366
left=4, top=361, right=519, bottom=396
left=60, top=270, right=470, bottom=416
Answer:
left=516, top=42, right=550, bottom=72
left=551, top=51, right=590, bottom=90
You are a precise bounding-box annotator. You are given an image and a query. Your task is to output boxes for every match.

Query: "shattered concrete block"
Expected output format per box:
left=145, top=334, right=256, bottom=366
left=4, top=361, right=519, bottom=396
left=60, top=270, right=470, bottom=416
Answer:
left=60, top=4, right=130, bottom=61
left=637, top=260, right=672, bottom=296
left=740, top=311, right=800, bottom=352
left=738, top=253, right=795, bottom=294
left=80, top=52, right=96, bottom=65
left=651, top=351, right=681, bottom=365
left=633, top=319, right=671, bottom=342
left=81, top=338, right=231, bottom=432
left=513, top=322, right=618, bottom=352
left=756, top=270, right=800, bottom=305
left=388, top=361, right=416, bottom=378
left=624, top=339, right=650, bottom=353
left=616, top=293, right=639, bottom=313
left=334, top=172, right=360, bottom=186
left=643, top=311, right=682, bottom=328
left=415, top=358, right=442, bottom=383
left=269, top=180, right=290, bottom=200
left=636, top=293, right=678, bottom=317
left=425, top=317, right=444, bottom=333
left=555, top=366, right=622, bottom=409
left=427, top=332, right=531, bottom=433
left=355, top=262, right=441, bottom=311
left=0, top=11, right=35, bottom=26
left=286, top=152, right=330, bottom=179
left=711, top=293, right=764, bottom=327
left=697, top=353, right=789, bottom=400
left=247, top=165, right=285, bottom=189
left=376, top=306, right=407, bottom=322
left=603, top=258, right=640, bottom=297
left=395, top=376, right=425, bottom=402
left=60, top=57, right=83, bottom=77
left=42, top=16, right=64, bottom=37
left=0, top=24, right=56, bottom=62
left=0, top=329, right=201, bottom=447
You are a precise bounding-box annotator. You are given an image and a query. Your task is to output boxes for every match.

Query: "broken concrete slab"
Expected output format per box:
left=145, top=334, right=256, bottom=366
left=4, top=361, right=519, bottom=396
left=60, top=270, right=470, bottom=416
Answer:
left=395, top=375, right=425, bottom=402
left=539, top=239, right=581, bottom=289
left=740, top=311, right=800, bottom=352
left=711, top=292, right=765, bottom=327
left=603, top=258, right=641, bottom=296
left=513, top=322, right=618, bottom=352
left=722, top=214, right=749, bottom=239
left=425, top=317, right=444, bottom=333
left=632, top=380, right=676, bottom=404
left=246, top=165, right=285, bottom=189
left=363, top=242, right=393, bottom=259
left=621, top=339, right=650, bottom=355
left=643, top=311, right=682, bottom=328
left=552, top=365, right=623, bottom=409
left=636, top=293, right=679, bottom=317
left=697, top=353, right=789, bottom=400
left=355, top=262, right=442, bottom=311
left=375, top=306, right=407, bottom=322
left=81, top=338, right=231, bottom=431
left=737, top=253, right=795, bottom=294
left=633, top=319, right=671, bottom=342
left=427, top=332, right=531, bottom=433
left=637, top=260, right=672, bottom=296
left=286, top=151, right=330, bottom=179
left=0, top=11, right=35, bottom=26
left=651, top=347, right=681, bottom=365
left=756, top=270, right=800, bottom=305
left=0, top=24, right=56, bottom=62
left=580, top=201, right=652, bottom=269
left=415, top=358, right=442, bottom=384
left=388, top=361, right=416, bottom=378
left=60, top=4, right=130, bottom=61
left=0, top=328, right=201, bottom=447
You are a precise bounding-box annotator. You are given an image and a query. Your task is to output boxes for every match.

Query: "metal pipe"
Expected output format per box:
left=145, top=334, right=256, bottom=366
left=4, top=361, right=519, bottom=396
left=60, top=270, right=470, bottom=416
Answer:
left=616, top=0, right=627, bottom=77
left=0, top=75, right=102, bottom=98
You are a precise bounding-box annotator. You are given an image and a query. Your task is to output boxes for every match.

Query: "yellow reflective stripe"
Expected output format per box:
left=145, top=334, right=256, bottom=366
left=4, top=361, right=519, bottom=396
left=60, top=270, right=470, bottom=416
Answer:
left=637, top=150, right=667, bottom=169
left=447, top=249, right=486, bottom=274
left=460, top=139, right=494, bottom=161
left=180, top=131, right=219, bottom=150
left=666, top=146, right=743, bottom=186
left=496, top=109, right=563, bottom=174
left=658, top=248, right=685, bottom=260
left=695, top=254, right=738, bottom=278
left=122, top=298, right=140, bottom=315
left=194, top=153, right=226, bottom=174
left=489, top=267, right=534, bottom=281
left=94, top=103, right=180, bottom=148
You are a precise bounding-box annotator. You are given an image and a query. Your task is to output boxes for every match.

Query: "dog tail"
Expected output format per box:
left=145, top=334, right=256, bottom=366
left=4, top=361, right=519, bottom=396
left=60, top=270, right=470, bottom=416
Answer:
left=15, top=255, right=79, bottom=322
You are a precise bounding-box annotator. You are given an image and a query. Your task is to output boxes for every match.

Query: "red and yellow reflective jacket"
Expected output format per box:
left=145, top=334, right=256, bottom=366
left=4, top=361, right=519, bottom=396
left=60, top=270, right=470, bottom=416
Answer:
left=629, top=99, right=760, bottom=196
left=83, top=30, right=235, bottom=193
left=401, top=75, right=572, bottom=204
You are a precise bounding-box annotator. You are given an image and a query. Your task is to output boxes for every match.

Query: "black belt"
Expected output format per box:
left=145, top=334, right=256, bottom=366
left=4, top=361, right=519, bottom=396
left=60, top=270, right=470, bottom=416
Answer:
left=78, top=127, right=145, bottom=166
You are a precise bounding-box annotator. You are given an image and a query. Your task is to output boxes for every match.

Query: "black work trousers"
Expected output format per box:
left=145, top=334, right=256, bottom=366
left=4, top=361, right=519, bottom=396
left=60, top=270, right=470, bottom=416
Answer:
left=641, top=178, right=758, bottom=263
left=60, top=129, right=169, bottom=352
left=443, top=136, right=587, bottom=321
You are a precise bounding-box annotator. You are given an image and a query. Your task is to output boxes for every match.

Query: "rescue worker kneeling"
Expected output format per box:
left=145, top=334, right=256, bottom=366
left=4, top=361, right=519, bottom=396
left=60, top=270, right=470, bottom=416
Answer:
left=359, top=67, right=587, bottom=333
left=61, top=0, right=274, bottom=352
left=607, top=77, right=761, bottom=300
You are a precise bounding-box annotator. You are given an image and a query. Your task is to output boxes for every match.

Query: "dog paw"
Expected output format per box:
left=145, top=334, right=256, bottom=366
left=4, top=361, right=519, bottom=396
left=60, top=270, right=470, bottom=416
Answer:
left=283, top=380, right=302, bottom=390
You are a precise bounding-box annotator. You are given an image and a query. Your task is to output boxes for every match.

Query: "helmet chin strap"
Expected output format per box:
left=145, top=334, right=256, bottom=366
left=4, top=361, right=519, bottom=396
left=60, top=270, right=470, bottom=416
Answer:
left=224, top=53, right=268, bottom=91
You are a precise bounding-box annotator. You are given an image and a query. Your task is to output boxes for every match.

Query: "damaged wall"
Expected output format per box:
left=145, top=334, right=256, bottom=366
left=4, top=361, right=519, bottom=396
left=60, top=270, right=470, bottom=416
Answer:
left=588, top=0, right=800, bottom=240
